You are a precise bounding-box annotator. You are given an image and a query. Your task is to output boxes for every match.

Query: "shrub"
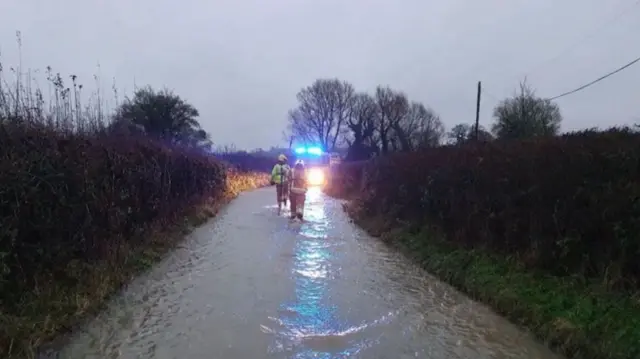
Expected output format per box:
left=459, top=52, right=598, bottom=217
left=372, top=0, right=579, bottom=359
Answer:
left=339, top=127, right=640, bottom=289
left=325, top=160, right=367, bottom=198
left=0, top=122, right=229, bottom=300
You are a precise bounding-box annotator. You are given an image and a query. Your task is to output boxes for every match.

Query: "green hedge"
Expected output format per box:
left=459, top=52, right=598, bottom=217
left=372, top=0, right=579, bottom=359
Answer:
left=0, top=121, right=275, bottom=358
left=0, top=123, right=228, bottom=302
left=337, top=128, right=640, bottom=287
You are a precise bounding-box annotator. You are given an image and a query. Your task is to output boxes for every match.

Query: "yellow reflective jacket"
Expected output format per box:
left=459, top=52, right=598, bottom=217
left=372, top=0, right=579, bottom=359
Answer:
left=271, top=163, right=290, bottom=184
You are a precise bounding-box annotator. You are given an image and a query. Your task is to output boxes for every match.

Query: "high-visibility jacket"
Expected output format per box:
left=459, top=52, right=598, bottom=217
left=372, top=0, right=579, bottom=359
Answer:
left=271, top=163, right=290, bottom=184
left=290, top=167, right=308, bottom=194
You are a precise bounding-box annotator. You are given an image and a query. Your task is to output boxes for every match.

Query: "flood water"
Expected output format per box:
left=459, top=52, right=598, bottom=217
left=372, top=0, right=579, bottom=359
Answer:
left=43, top=187, right=561, bottom=359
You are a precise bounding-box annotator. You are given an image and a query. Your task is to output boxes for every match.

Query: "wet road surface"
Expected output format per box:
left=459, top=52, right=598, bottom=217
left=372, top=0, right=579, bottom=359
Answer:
left=46, top=187, right=561, bottom=359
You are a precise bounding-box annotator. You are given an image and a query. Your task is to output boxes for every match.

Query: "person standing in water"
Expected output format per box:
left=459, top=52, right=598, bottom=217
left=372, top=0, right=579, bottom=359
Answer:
left=270, top=154, right=290, bottom=214
left=289, top=159, right=308, bottom=220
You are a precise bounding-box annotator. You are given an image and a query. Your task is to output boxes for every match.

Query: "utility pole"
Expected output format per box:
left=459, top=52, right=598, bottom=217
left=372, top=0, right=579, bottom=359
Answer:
left=475, top=81, right=481, bottom=141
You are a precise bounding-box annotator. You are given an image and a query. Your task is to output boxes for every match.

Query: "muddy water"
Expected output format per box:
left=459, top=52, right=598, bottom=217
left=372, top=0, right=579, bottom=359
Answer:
left=44, top=187, right=561, bottom=359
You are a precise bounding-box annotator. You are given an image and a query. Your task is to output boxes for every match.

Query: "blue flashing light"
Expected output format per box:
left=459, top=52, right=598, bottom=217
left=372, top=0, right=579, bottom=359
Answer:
left=293, top=146, right=323, bottom=156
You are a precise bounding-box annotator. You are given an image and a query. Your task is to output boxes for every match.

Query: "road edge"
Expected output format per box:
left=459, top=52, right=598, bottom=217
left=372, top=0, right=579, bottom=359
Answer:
left=338, top=200, right=640, bottom=359
left=5, top=173, right=270, bottom=359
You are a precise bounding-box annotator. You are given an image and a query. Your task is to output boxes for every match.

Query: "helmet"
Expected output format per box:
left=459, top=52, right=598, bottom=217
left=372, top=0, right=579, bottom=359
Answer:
left=278, top=154, right=287, bottom=162
left=295, top=159, right=305, bottom=166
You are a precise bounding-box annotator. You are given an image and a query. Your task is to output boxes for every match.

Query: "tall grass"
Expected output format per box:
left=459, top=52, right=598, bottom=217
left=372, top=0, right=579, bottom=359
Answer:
left=0, top=34, right=117, bottom=135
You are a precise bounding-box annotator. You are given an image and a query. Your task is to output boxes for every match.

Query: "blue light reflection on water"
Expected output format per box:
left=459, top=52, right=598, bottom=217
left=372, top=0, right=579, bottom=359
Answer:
left=270, top=188, right=374, bottom=356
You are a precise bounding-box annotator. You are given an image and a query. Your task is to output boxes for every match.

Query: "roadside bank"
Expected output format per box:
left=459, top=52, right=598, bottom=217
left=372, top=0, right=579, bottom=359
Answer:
left=343, top=202, right=640, bottom=359
left=0, top=172, right=269, bottom=359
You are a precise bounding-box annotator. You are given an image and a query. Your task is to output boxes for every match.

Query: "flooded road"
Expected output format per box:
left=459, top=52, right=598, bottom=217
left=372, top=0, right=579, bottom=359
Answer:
left=46, top=187, right=560, bottom=359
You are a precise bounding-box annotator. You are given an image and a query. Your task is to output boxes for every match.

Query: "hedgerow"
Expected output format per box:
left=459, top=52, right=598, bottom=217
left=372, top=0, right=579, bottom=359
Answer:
left=0, top=121, right=271, bottom=357
left=330, top=128, right=640, bottom=358
left=324, top=160, right=367, bottom=198
left=0, top=121, right=225, bottom=294
left=337, top=127, right=640, bottom=288
left=0, top=51, right=271, bottom=355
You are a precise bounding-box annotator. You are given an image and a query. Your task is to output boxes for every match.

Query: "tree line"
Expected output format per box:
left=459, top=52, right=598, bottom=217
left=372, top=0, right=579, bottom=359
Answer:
left=9, top=67, right=564, bottom=159
left=286, top=79, right=563, bottom=161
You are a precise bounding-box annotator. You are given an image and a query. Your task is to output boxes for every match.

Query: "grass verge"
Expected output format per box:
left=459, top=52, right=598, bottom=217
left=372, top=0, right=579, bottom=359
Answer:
left=347, top=210, right=640, bottom=359
left=0, top=172, right=269, bottom=359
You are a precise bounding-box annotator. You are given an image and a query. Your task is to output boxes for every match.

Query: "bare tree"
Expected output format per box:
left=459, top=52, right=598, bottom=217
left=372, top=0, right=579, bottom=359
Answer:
left=287, top=78, right=354, bottom=151
left=345, top=93, right=376, bottom=145
left=343, top=92, right=378, bottom=160
left=285, top=80, right=446, bottom=157
left=374, top=86, right=409, bottom=154
left=393, top=102, right=445, bottom=150
left=491, top=81, right=562, bottom=139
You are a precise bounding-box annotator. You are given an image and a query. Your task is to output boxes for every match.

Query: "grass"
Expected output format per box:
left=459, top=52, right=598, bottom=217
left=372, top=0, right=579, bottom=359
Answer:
left=348, top=212, right=640, bottom=359
left=0, top=172, right=269, bottom=359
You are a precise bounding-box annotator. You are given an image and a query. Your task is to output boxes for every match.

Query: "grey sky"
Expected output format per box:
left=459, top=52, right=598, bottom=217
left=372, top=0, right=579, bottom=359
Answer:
left=1, top=0, right=639, bottom=149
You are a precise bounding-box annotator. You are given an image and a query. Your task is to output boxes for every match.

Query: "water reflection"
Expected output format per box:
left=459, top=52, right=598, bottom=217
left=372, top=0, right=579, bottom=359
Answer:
left=267, top=187, right=374, bottom=356
left=45, top=187, right=562, bottom=359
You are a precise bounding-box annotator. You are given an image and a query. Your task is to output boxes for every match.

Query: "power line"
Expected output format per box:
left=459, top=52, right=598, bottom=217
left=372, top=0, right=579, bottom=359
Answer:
left=462, top=1, right=640, bottom=83
left=547, top=54, right=640, bottom=100
left=481, top=88, right=501, bottom=102
left=523, top=0, right=640, bottom=78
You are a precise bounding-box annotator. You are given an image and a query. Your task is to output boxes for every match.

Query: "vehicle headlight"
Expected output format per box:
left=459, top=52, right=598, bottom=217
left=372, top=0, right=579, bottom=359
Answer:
left=307, top=168, right=325, bottom=186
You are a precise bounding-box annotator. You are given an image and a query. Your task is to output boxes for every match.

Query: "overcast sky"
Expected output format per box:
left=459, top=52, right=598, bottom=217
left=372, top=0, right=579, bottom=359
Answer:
left=1, top=0, right=638, bottom=149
